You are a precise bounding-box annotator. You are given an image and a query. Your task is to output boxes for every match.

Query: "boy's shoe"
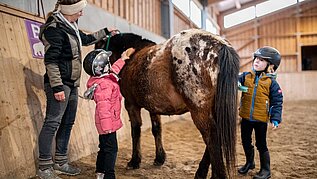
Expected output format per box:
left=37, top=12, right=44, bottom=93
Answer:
left=53, top=163, right=81, bottom=176
left=96, top=173, right=105, bottom=179
left=37, top=167, right=61, bottom=179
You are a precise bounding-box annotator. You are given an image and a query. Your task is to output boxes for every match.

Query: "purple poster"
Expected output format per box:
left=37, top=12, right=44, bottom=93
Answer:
left=24, top=19, right=44, bottom=59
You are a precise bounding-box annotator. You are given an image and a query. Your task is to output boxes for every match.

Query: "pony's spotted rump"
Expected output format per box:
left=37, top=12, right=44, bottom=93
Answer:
left=96, top=29, right=240, bottom=178
left=169, top=29, right=230, bottom=107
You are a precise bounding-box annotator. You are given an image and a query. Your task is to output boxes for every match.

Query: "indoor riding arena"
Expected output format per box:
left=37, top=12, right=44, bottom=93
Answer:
left=0, top=0, right=316, bottom=179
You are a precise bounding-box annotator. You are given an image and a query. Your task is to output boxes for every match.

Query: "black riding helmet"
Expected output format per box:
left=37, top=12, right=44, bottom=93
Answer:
left=253, top=46, right=281, bottom=71
left=83, top=49, right=112, bottom=76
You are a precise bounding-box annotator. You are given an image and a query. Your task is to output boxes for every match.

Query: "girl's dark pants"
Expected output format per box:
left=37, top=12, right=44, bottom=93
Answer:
left=96, top=132, right=118, bottom=179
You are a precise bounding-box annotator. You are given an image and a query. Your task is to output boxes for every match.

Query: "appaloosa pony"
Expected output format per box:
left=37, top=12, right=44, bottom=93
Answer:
left=95, top=29, right=240, bottom=178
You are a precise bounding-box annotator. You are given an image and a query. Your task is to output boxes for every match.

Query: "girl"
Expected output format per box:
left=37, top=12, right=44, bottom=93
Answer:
left=83, top=48, right=135, bottom=179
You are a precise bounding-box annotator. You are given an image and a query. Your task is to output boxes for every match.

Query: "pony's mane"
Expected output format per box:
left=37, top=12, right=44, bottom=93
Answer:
left=95, top=33, right=156, bottom=52
left=117, top=33, right=156, bottom=50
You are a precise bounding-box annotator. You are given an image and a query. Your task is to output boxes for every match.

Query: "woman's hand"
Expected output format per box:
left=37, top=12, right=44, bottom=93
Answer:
left=108, top=27, right=120, bottom=36
left=54, top=91, right=66, bottom=102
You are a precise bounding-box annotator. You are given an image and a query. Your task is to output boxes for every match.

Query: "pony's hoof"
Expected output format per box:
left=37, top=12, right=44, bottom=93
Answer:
left=153, top=160, right=164, bottom=166
left=126, top=161, right=140, bottom=169
left=153, top=153, right=166, bottom=166
left=194, top=173, right=207, bottom=179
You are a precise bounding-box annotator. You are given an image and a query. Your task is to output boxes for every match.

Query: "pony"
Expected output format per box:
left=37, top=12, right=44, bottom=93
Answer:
left=95, top=29, right=240, bottom=178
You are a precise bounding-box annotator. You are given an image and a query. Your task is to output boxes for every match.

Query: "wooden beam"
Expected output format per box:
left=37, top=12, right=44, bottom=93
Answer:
left=234, top=0, right=241, bottom=9
left=220, top=0, right=265, bottom=16
left=0, top=3, right=44, bottom=22
left=207, top=0, right=224, bottom=5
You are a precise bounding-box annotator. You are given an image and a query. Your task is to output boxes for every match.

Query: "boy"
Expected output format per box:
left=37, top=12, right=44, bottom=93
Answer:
left=238, top=46, right=283, bottom=179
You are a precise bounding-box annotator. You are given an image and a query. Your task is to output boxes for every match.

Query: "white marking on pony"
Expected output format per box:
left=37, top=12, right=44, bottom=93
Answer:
left=170, top=29, right=225, bottom=107
left=147, top=40, right=169, bottom=68
left=198, top=40, right=207, bottom=59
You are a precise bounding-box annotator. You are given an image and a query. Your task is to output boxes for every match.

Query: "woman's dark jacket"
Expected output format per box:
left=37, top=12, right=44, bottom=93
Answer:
left=39, top=13, right=110, bottom=93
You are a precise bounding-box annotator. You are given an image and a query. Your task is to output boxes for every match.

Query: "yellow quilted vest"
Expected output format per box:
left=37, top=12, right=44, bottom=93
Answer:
left=239, top=71, right=272, bottom=122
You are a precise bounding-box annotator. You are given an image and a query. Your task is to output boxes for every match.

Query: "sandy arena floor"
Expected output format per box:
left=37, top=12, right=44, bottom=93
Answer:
left=61, top=100, right=317, bottom=179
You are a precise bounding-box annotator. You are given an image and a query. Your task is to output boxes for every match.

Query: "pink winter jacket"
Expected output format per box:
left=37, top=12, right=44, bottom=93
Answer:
left=86, top=59, right=125, bottom=135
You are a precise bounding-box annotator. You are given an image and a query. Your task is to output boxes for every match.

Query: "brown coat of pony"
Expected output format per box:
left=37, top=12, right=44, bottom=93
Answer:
left=96, top=29, right=240, bottom=179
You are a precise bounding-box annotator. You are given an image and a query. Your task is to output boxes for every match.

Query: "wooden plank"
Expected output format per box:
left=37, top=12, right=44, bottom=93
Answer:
left=94, top=0, right=101, bottom=8
left=0, top=4, right=44, bottom=23
left=124, top=0, right=129, bottom=20
left=114, top=0, right=119, bottom=16
left=119, top=0, right=124, bottom=18
left=296, top=6, right=301, bottom=72
left=101, top=0, right=107, bottom=10
left=16, top=17, right=43, bottom=173
left=149, top=0, right=152, bottom=32
left=12, top=15, right=33, bottom=165
left=108, top=0, right=113, bottom=14
left=134, top=0, right=138, bottom=26
left=156, top=0, right=161, bottom=34
left=129, top=0, right=134, bottom=23
left=141, top=0, right=145, bottom=28
left=146, top=1, right=149, bottom=30
left=0, top=148, right=6, bottom=176
left=0, top=127, right=16, bottom=175
left=3, top=13, right=28, bottom=170
left=0, top=12, right=16, bottom=133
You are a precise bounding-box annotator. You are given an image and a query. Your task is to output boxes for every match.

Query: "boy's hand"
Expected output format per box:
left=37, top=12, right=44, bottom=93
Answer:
left=121, top=48, right=135, bottom=61
left=271, top=120, right=279, bottom=129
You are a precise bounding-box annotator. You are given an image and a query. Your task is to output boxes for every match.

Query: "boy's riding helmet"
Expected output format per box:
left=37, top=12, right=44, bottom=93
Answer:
left=83, top=49, right=112, bottom=76
left=253, top=46, right=281, bottom=70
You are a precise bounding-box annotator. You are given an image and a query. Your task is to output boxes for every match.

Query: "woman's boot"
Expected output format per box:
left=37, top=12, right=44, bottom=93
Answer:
left=253, top=151, right=271, bottom=179
left=238, top=148, right=255, bottom=174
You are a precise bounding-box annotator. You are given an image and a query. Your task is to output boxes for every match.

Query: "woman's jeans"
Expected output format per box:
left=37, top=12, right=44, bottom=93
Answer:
left=38, top=84, right=78, bottom=170
left=96, top=132, right=118, bottom=179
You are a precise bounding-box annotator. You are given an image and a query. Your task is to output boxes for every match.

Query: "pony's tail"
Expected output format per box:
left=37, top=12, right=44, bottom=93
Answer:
left=214, top=44, right=239, bottom=178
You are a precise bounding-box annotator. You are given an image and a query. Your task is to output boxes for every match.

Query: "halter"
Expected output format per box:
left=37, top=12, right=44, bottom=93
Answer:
left=105, top=30, right=121, bottom=51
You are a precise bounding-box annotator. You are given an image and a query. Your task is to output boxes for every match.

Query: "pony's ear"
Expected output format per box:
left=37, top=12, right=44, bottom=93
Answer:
left=95, top=40, right=106, bottom=49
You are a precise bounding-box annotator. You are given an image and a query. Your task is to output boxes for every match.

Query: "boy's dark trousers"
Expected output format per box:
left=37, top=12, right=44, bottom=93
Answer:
left=240, top=118, right=271, bottom=178
left=96, top=132, right=118, bottom=179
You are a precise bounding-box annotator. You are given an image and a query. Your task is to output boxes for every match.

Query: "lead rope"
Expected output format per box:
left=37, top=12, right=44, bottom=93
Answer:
left=105, top=35, right=111, bottom=51
left=105, top=30, right=121, bottom=51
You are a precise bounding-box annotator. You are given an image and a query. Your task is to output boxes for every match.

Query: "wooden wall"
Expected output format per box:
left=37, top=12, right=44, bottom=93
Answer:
left=220, top=1, right=317, bottom=73
left=173, top=7, right=198, bottom=35
left=87, top=0, right=162, bottom=35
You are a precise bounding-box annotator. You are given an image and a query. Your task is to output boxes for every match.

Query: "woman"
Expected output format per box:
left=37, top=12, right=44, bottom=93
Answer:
left=37, top=0, right=117, bottom=178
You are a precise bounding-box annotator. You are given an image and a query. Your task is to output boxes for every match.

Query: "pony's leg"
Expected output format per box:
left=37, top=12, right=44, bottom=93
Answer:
left=125, top=103, right=142, bottom=169
left=208, top=120, right=226, bottom=179
left=190, top=113, right=211, bottom=179
left=150, top=113, right=166, bottom=166
left=191, top=112, right=226, bottom=179
left=194, top=147, right=210, bottom=179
